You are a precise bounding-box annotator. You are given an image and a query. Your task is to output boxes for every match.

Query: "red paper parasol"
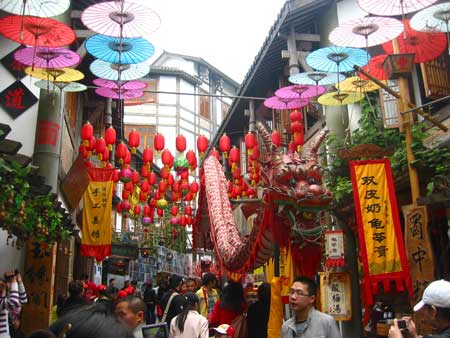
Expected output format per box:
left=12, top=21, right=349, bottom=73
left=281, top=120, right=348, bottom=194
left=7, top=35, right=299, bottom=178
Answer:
left=275, top=84, right=326, bottom=100
left=329, top=16, right=403, bottom=48
left=264, top=96, right=309, bottom=110
left=0, top=15, right=75, bottom=47
left=357, top=0, right=439, bottom=16
left=82, top=1, right=161, bottom=38
left=93, top=78, right=146, bottom=91
left=14, top=47, right=80, bottom=69
left=95, top=87, right=144, bottom=100
left=360, top=54, right=389, bottom=80
left=382, top=19, right=447, bottom=63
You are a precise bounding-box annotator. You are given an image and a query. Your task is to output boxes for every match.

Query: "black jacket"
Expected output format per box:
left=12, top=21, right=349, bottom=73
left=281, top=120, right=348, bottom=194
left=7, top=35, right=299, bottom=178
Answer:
left=160, top=290, right=185, bottom=326
left=247, top=300, right=270, bottom=338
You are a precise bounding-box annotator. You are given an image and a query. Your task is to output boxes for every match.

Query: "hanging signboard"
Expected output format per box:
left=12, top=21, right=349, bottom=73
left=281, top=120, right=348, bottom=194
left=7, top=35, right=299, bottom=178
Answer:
left=349, top=159, right=413, bottom=320
left=319, top=272, right=352, bottom=321
left=325, top=230, right=345, bottom=268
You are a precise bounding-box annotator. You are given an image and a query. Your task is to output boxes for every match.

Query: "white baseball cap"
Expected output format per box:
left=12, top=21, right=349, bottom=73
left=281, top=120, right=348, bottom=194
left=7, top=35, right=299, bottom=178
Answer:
left=413, top=279, right=450, bottom=311
left=212, top=324, right=234, bottom=336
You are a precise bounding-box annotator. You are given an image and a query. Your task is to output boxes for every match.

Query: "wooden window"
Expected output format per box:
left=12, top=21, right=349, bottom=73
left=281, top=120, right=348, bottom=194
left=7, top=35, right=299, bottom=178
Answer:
left=199, top=90, right=210, bottom=120
left=124, top=124, right=156, bottom=153
left=421, top=54, right=450, bottom=100
left=65, top=92, right=78, bottom=133
left=379, top=80, right=400, bottom=129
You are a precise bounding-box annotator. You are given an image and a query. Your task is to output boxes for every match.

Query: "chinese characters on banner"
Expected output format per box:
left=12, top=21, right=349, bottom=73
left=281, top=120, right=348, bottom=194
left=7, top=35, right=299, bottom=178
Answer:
left=325, top=230, right=345, bottom=268
left=81, top=167, right=115, bottom=262
left=0, top=81, right=38, bottom=119
left=21, top=242, right=56, bottom=333
left=319, top=272, right=352, bottom=321
left=349, top=159, right=412, bottom=320
left=403, top=204, right=434, bottom=334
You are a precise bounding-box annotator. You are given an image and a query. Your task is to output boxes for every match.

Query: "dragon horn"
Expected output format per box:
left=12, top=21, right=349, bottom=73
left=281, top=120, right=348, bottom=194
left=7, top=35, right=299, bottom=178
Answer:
left=256, top=121, right=284, bottom=159
left=303, top=127, right=329, bottom=159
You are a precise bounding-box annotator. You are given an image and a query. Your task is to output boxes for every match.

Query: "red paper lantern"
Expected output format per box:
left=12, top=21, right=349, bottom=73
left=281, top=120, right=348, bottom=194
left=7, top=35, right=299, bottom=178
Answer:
left=250, top=146, right=260, bottom=161
left=81, top=121, right=93, bottom=145
left=141, top=164, right=149, bottom=178
left=186, top=150, right=197, bottom=170
left=143, top=146, right=153, bottom=166
left=157, top=208, right=164, bottom=217
left=271, top=131, right=281, bottom=147
left=122, top=190, right=129, bottom=200
left=180, top=215, right=187, bottom=227
left=288, top=141, right=296, bottom=153
left=116, top=142, right=127, bottom=163
left=154, top=133, right=165, bottom=153
left=180, top=170, right=189, bottom=179
left=173, top=181, right=180, bottom=193
left=167, top=173, right=174, bottom=187
left=132, top=170, right=140, bottom=185
left=161, top=167, right=170, bottom=180
left=139, top=190, right=147, bottom=202
left=88, top=136, right=96, bottom=152
left=229, top=146, right=240, bottom=172
left=293, top=130, right=305, bottom=146
left=113, top=169, right=119, bottom=183
left=197, top=135, right=209, bottom=158
left=184, top=192, right=193, bottom=202
left=161, top=149, right=172, bottom=169
left=124, top=149, right=131, bottom=165
left=245, top=132, right=256, bottom=151
left=187, top=215, right=193, bottom=226
left=105, top=126, right=116, bottom=150
left=190, top=181, right=199, bottom=194
left=171, top=206, right=179, bottom=216
left=290, top=121, right=304, bottom=134
left=185, top=205, right=192, bottom=216
left=124, top=181, right=134, bottom=193
left=210, top=147, right=220, bottom=160
left=176, top=134, right=187, bottom=153
left=95, top=137, right=106, bottom=160
left=149, top=172, right=157, bottom=185
left=133, top=205, right=141, bottom=217
left=121, top=200, right=131, bottom=212
left=79, top=144, right=88, bottom=159
left=290, top=109, right=303, bottom=123
left=158, top=180, right=167, bottom=193
left=141, top=179, right=149, bottom=192
left=219, top=134, right=231, bottom=158
left=143, top=205, right=151, bottom=216
left=128, top=129, right=140, bottom=154
left=102, top=148, right=110, bottom=163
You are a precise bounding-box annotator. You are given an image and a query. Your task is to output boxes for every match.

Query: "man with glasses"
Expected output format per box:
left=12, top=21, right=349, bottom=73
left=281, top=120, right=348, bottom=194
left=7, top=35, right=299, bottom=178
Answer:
left=281, top=276, right=341, bottom=338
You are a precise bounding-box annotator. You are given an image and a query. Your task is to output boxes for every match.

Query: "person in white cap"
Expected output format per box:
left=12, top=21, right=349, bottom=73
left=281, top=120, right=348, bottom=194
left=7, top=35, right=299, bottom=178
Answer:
left=388, top=279, right=450, bottom=338
left=212, top=324, right=234, bottom=338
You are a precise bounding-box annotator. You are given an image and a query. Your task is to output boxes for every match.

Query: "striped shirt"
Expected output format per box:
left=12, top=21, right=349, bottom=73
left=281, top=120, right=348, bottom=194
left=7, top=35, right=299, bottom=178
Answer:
left=0, top=282, right=27, bottom=338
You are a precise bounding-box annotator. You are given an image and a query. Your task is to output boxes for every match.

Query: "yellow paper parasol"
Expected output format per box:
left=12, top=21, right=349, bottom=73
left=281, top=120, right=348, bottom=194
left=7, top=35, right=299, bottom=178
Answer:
left=25, top=66, right=84, bottom=82
left=336, top=76, right=383, bottom=93
left=318, top=91, right=364, bottom=106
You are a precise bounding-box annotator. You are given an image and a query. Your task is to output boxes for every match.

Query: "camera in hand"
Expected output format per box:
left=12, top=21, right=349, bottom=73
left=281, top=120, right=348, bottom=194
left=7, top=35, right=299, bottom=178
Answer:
left=397, top=319, right=407, bottom=330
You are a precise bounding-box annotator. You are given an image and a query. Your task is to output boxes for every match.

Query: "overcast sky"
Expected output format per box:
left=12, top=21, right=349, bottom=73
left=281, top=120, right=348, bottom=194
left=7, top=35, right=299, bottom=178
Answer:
left=135, top=0, right=287, bottom=84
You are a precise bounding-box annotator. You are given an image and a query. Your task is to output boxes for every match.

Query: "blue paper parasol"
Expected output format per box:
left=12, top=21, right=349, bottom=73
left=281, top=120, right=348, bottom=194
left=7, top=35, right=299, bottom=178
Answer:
left=86, top=34, right=154, bottom=64
left=90, top=59, right=150, bottom=81
left=306, top=46, right=370, bottom=73
left=289, top=71, right=346, bottom=86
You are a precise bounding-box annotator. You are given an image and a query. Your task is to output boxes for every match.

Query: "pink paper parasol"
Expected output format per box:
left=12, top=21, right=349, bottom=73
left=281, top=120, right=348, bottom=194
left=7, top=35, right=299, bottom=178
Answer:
left=82, top=1, right=161, bottom=38
left=14, top=47, right=80, bottom=69
left=329, top=16, right=403, bottom=48
left=382, top=19, right=447, bottom=63
left=263, top=96, right=309, bottom=110
left=275, top=84, right=326, bottom=100
left=0, top=15, right=75, bottom=47
left=95, top=87, right=144, bottom=100
left=360, top=54, right=389, bottom=80
left=357, top=0, right=439, bottom=16
left=93, top=78, right=146, bottom=91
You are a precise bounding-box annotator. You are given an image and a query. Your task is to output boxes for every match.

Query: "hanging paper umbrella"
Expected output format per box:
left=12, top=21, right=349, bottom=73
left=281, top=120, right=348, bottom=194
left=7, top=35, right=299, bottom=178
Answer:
left=318, top=91, right=364, bottom=106
left=93, top=78, right=146, bottom=91
left=95, top=87, right=144, bottom=100
left=360, top=54, right=389, bottom=80
left=306, top=46, right=370, bottom=73
left=25, top=67, right=84, bottom=83
left=289, top=71, right=346, bottom=86
left=263, top=96, right=309, bottom=110
left=382, top=19, right=447, bottom=63
left=357, top=0, right=439, bottom=16
left=0, top=15, right=75, bottom=47
left=90, top=59, right=150, bottom=81
left=0, top=0, right=70, bottom=17
left=86, top=34, right=155, bottom=64
left=410, top=2, right=450, bottom=54
left=34, top=80, right=87, bottom=92
left=14, top=47, right=80, bottom=69
left=336, top=76, right=382, bottom=93
left=82, top=1, right=161, bottom=38
left=329, top=17, right=403, bottom=49
left=275, top=84, right=326, bottom=100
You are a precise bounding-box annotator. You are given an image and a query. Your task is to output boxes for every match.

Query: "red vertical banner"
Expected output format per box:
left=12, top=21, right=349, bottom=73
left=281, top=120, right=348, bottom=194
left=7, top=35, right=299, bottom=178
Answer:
left=349, top=159, right=412, bottom=318
left=81, top=167, right=115, bottom=261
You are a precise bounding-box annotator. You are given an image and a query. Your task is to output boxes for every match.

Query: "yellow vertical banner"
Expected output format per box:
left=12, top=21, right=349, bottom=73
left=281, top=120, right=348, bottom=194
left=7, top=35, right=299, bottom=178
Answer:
left=81, top=167, right=114, bottom=262
left=349, top=159, right=412, bottom=321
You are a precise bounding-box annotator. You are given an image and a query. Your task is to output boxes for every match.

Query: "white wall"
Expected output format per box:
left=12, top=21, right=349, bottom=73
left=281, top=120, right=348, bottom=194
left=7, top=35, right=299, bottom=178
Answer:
left=0, top=37, right=41, bottom=157
left=160, top=57, right=196, bottom=76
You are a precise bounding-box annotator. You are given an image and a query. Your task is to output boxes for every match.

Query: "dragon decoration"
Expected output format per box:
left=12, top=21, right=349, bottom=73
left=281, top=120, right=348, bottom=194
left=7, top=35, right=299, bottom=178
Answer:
left=198, top=122, right=333, bottom=276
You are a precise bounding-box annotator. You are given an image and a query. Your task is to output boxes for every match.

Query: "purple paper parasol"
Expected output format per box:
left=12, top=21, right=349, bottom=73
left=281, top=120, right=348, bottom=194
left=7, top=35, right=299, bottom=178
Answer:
left=93, top=78, right=146, bottom=91
left=264, top=96, right=309, bottom=110
left=14, top=47, right=80, bottom=69
left=95, top=87, right=144, bottom=100
left=275, top=84, right=326, bottom=100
